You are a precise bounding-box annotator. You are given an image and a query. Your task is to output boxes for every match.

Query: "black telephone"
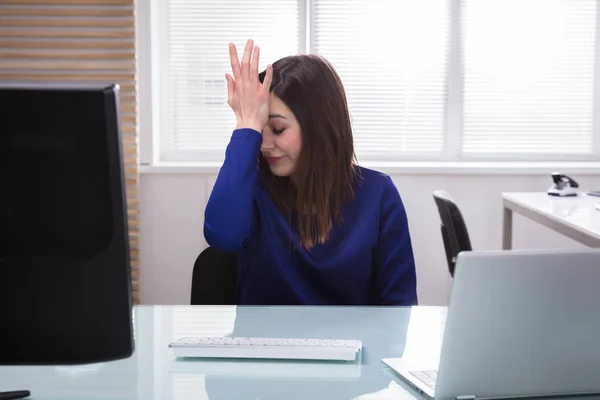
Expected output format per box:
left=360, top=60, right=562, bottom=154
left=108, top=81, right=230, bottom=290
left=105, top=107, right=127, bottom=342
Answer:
left=547, top=172, right=579, bottom=197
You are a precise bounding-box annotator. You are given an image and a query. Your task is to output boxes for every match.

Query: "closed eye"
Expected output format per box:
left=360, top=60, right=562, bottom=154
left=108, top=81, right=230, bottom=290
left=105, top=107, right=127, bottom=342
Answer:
left=272, top=128, right=285, bottom=135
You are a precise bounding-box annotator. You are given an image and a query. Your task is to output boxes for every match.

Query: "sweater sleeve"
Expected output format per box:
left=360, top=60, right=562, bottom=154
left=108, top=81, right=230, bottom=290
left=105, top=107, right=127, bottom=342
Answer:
left=203, top=128, right=262, bottom=251
left=372, top=176, right=419, bottom=306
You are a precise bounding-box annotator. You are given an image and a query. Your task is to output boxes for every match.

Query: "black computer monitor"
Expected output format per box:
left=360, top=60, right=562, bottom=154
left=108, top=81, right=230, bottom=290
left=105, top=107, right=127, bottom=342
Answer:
left=0, top=82, right=134, bottom=365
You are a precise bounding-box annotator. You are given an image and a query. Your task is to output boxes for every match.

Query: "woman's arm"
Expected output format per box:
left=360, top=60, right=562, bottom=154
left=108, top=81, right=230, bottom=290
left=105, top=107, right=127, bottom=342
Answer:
left=204, top=40, right=273, bottom=251
left=372, top=176, right=419, bottom=306
left=203, top=128, right=262, bottom=251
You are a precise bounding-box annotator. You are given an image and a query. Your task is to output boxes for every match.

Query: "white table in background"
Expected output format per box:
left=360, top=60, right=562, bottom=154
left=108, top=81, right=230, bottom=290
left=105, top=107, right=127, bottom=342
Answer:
left=502, top=192, right=600, bottom=250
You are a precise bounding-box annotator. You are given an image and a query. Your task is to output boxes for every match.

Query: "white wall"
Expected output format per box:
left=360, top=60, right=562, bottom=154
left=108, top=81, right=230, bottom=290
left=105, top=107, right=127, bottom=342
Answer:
left=139, top=170, right=600, bottom=305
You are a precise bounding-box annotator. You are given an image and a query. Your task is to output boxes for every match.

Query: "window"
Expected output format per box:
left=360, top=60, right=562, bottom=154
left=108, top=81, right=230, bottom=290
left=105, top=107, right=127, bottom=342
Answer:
left=461, top=0, right=598, bottom=160
left=313, top=0, right=450, bottom=161
left=143, top=0, right=600, bottom=165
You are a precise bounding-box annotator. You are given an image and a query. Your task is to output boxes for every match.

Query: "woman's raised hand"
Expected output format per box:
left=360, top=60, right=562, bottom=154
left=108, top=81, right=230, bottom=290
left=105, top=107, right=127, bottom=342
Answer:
left=226, top=39, right=273, bottom=133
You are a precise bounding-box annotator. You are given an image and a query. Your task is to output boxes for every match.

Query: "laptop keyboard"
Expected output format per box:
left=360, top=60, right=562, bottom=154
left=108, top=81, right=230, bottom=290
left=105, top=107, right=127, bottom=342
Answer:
left=410, top=370, right=438, bottom=389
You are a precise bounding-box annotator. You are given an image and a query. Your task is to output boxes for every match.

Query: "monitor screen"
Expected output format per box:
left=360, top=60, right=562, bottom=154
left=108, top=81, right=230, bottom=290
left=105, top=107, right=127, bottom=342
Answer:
left=0, top=86, right=113, bottom=259
left=0, top=82, right=134, bottom=365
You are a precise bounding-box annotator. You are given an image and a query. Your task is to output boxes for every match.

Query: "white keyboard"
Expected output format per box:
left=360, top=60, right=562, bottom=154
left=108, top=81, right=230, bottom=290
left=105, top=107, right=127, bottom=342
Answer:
left=169, top=337, right=362, bottom=361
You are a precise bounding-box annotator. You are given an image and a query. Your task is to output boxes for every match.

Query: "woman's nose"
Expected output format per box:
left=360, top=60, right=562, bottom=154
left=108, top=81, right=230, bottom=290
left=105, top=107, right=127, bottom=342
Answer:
left=260, top=132, right=275, bottom=150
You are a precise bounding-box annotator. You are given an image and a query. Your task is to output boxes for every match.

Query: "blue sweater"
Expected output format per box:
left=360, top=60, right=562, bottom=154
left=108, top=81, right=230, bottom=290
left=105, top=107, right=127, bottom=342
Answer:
left=204, top=128, right=418, bottom=306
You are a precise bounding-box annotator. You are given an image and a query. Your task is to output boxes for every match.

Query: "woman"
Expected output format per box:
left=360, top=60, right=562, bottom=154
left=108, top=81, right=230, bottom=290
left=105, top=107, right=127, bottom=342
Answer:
left=204, top=39, right=418, bottom=306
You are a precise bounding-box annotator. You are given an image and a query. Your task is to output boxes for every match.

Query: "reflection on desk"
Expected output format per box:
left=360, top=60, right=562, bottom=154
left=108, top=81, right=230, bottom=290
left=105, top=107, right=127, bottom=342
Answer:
left=199, top=306, right=411, bottom=400
left=0, top=305, right=446, bottom=400
left=170, top=357, right=363, bottom=379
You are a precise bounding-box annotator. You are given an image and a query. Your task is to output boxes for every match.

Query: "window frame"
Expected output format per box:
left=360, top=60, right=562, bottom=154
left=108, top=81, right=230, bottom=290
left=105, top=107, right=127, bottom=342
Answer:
left=138, top=0, right=600, bottom=169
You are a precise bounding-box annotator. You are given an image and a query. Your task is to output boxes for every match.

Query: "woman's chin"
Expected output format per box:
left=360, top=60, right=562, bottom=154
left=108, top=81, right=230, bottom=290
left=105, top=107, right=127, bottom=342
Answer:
left=268, top=163, right=294, bottom=177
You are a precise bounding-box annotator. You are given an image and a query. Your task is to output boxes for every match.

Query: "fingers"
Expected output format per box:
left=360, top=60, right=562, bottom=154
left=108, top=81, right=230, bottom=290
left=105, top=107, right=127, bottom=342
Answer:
left=241, top=39, right=253, bottom=82
left=225, top=73, right=234, bottom=104
left=250, top=45, right=260, bottom=83
left=262, top=64, right=273, bottom=91
left=228, top=43, right=242, bottom=81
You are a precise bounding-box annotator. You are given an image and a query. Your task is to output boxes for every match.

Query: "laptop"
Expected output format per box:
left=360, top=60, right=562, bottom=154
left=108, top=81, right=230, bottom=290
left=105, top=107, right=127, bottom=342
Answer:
left=383, top=248, right=600, bottom=400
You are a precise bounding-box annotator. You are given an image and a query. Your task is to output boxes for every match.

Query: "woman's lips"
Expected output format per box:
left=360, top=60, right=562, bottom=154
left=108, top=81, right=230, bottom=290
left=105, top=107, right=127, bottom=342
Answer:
left=265, top=156, right=283, bottom=164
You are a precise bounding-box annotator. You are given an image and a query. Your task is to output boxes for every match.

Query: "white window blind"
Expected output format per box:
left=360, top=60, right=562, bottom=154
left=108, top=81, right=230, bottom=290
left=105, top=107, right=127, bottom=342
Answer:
left=461, top=0, right=598, bottom=159
left=150, top=0, right=600, bottom=164
left=312, top=0, right=451, bottom=162
left=159, top=0, right=302, bottom=162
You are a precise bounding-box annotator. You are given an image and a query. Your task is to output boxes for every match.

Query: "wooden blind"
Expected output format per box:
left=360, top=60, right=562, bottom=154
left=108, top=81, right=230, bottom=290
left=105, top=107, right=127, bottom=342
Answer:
left=0, top=0, right=140, bottom=303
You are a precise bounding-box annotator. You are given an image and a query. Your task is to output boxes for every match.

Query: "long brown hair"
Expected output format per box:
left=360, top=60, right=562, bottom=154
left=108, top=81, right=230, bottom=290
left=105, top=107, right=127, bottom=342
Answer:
left=258, top=54, right=361, bottom=249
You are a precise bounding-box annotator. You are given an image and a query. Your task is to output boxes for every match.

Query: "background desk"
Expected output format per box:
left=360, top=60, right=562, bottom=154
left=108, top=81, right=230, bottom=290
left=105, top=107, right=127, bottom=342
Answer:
left=502, top=192, right=600, bottom=250
left=0, top=305, right=446, bottom=400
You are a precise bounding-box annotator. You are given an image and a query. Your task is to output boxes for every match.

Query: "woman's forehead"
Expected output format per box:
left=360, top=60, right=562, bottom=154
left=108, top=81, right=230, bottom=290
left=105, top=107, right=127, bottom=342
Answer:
left=268, top=94, right=293, bottom=118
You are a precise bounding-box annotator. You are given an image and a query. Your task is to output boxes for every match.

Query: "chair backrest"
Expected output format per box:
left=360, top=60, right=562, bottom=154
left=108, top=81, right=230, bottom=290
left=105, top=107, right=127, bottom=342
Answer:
left=432, top=190, right=472, bottom=277
left=190, top=246, right=238, bottom=305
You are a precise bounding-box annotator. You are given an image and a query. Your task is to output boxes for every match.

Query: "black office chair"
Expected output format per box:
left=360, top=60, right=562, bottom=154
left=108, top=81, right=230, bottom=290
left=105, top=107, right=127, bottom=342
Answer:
left=190, top=246, right=238, bottom=305
left=432, top=190, right=473, bottom=277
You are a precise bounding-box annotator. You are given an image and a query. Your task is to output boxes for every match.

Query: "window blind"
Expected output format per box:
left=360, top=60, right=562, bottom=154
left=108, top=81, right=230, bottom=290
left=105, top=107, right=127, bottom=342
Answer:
left=0, top=0, right=140, bottom=303
left=461, top=0, right=597, bottom=159
left=153, top=0, right=599, bottom=163
left=160, top=0, right=302, bottom=162
left=312, top=0, right=451, bottom=162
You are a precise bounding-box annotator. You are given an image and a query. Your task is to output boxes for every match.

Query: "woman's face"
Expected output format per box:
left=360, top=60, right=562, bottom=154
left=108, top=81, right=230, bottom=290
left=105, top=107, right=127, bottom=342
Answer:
left=260, top=94, right=302, bottom=177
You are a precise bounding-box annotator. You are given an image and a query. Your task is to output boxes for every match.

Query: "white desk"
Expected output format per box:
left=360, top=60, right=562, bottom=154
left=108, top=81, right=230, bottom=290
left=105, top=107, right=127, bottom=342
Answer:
left=502, top=192, right=600, bottom=250
left=0, top=305, right=446, bottom=400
